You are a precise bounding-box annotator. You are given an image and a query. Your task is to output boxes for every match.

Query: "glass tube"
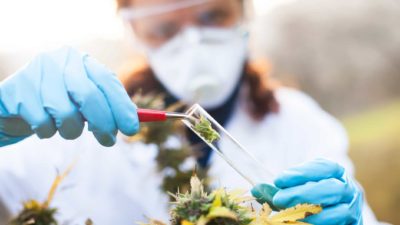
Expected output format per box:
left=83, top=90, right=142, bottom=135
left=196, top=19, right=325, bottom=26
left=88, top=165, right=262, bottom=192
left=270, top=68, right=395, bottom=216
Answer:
left=182, top=104, right=275, bottom=186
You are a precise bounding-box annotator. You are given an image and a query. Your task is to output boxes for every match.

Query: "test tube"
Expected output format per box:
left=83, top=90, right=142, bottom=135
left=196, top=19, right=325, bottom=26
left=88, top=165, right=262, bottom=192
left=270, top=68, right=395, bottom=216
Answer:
left=182, top=104, right=275, bottom=186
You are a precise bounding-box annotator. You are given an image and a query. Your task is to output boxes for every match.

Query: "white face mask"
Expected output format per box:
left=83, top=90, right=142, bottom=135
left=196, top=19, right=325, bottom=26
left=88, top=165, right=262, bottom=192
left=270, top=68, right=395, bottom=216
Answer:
left=147, top=26, right=248, bottom=109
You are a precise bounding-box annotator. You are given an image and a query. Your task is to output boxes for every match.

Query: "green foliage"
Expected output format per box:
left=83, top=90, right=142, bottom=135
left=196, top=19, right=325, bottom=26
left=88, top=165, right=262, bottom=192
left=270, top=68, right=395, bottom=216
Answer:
left=193, top=116, right=220, bottom=144
left=142, top=176, right=322, bottom=225
left=343, top=100, right=400, bottom=225
left=9, top=200, right=58, bottom=225
left=170, top=176, right=253, bottom=225
left=130, top=91, right=181, bottom=145
left=343, top=100, right=400, bottom=146
left=130, top=91, right=210, bottom=199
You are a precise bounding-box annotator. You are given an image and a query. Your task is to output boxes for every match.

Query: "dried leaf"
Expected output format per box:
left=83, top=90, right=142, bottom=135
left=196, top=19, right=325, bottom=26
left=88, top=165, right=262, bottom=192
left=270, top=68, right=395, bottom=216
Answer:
left=228, top=189, right=255, bottom=203
left=10, top=160, right=77, bottom=225
left=137, top=218, right=167, bottom=225
left=43, top=160, right=77, bottom=208
left=250, top=203, right=322, bottom=225
left=85, top=219, right=94, bottom=225
left=260, top=204, right=272, bottom=219
left=190, top=175, right=204, bottom=198
left=269, top=204, right=322, bottom=223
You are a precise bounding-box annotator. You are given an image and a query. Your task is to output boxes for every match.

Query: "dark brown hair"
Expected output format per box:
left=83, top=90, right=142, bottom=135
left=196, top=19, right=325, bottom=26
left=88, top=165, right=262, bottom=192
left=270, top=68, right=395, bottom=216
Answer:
left=120, top=60, right=279, bottom=120
left=243, top=60, right=279, bottom=119
left=116, top=0, right=130, bottom=8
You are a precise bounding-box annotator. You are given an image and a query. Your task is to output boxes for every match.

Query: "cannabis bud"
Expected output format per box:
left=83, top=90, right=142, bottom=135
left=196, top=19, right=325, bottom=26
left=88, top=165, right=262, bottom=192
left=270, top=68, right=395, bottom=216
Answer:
left=193, top=116, right=220, bottom=144
left=9, top=162, right=76, bottom=225
left=9, top=200, right=58, bottom=225
left=170, top=176, right=253, bottom=225
left=141, top=176, right=323, bottom=225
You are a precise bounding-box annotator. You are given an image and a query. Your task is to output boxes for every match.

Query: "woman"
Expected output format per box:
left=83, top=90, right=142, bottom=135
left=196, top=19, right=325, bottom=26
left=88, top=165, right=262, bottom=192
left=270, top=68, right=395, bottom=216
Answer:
left=0, top=0, right=382, bottom=224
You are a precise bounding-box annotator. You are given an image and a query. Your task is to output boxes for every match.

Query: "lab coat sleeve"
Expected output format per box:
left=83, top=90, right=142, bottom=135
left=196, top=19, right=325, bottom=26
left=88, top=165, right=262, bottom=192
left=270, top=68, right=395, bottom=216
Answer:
left=276, top=88, right=388, bottom=225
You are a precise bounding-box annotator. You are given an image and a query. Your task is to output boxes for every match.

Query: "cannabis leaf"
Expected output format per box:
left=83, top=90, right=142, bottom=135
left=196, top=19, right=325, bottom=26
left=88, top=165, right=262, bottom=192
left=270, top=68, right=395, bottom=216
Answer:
left=270, top=204, right=321, bottom=223
left=250, top=204, right=322, bottom=225
left=193, top=116, right=220, bottom=143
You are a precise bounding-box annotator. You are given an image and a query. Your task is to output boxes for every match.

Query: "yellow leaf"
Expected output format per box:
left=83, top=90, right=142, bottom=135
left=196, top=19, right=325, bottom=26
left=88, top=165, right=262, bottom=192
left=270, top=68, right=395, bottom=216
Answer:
left=250, top=204, right=322, bottom=225
left=227, top=189, right=247, bottom=198
left=270, top=204, right=322, bottom=223
left=43, top=159, right=78, bottom=208
left=190, top=176, right=204, bottom=198
left=267, top=222, right=311, bottom=225
left=211, top=192, right=222, bottom=208
left=137, top=218, right=167, bottom=225
left=207, top=207, right=238, bottom=220
left=249, top=204, right=271, bottom=225
left=23, top=200, right=42, bottom=210
left=228, top=189, right=254, bottom=203
left=260, top=204, right=272, bottom=218
left=249, top=217, right=270, bottom=225
left=152, top=220, right=167, bottom=225
left=196, top=216, right=209, bottom=225
left=181, top=220, right=195, bottom=225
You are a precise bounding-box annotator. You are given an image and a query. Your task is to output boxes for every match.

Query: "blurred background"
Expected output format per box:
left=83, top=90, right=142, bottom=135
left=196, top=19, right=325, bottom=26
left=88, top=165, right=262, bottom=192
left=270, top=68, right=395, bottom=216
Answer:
left=0, top=0, right=399, bottom=224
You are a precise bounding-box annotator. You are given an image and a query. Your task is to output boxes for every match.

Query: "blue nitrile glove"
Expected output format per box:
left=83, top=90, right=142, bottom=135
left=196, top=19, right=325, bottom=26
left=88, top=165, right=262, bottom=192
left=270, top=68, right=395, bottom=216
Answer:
left=0, top=47, right=139, bottom=147
left=252, top=159, right=363, bottom=225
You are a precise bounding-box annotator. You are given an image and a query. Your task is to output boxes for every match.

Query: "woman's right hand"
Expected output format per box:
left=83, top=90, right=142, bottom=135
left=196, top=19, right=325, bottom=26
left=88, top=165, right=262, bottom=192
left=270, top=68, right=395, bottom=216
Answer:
left=0, top=47, right=139, bottom=147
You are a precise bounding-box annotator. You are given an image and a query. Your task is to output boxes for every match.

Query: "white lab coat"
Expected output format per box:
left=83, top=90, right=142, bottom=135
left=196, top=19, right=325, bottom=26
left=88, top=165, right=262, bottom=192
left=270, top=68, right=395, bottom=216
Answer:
left=0, top=88, right=384, bottom=225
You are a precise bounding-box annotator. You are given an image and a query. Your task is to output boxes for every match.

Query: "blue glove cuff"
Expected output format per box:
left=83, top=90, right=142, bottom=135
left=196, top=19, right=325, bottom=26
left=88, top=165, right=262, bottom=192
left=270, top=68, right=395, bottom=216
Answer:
left=251, top=183, right=280, bottom=210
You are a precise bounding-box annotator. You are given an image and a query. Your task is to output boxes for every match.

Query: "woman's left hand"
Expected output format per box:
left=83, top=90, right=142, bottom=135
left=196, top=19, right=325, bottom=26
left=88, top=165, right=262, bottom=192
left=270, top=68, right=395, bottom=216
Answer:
left=252, top=159, right=363, bottom=225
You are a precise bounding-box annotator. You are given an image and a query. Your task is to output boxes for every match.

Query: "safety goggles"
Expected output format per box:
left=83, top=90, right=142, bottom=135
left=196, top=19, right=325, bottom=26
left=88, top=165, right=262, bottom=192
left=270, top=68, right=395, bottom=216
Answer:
left=120, top=0, right=243, bottom=48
